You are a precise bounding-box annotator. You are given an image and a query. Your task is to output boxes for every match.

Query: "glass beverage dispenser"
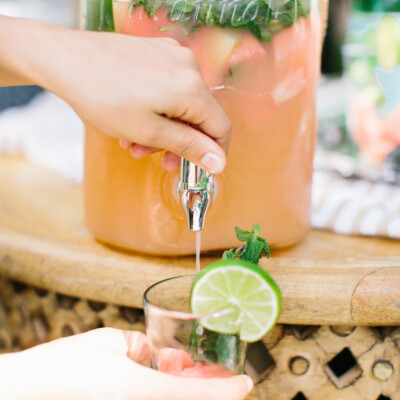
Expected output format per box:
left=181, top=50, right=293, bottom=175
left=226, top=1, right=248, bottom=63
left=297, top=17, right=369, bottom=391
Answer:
left=81, top=0, right=326, bottom=255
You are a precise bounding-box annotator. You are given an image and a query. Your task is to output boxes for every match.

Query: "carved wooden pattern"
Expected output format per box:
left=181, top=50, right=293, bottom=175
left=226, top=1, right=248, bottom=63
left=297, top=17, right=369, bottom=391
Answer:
left=1, top=277, right=399, bottom=400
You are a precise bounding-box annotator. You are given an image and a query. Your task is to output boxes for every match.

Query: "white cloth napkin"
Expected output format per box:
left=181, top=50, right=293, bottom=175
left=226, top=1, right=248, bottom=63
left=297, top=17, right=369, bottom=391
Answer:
left=312, top=170, right=400, bottom=240
left=1, top=91, right=399, bottom=240
left=0, top=91, right=84, bottom=183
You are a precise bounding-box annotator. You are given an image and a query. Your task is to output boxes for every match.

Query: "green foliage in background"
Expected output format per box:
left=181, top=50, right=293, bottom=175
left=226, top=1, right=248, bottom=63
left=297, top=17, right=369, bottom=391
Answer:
left=352, top=0, right=400, bottom=12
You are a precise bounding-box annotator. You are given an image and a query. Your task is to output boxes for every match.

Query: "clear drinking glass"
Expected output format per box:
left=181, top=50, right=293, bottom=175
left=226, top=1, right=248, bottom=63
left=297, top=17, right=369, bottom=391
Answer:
left=143, top=275, right=247, bottom=377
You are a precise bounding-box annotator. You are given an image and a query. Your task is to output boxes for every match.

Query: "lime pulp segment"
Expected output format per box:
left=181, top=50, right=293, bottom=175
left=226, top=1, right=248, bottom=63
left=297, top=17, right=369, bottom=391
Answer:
left=190, top=260, right=281, bottom=342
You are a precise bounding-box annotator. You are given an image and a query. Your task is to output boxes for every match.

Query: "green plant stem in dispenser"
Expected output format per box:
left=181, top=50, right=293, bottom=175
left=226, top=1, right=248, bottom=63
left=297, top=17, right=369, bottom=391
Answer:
left=85, top=0, right=115, bottom=31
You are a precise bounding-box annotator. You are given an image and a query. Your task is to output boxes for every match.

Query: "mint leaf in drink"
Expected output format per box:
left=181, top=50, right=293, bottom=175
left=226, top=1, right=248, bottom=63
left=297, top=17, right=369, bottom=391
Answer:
left=134, top=0, right=311, bottom=42
left=141, top=0, right=165, bottom=18
left=222, top=247, right=237, bottom=260
left=216, top=333, right=243, bottom=370
left=223, top=225, right=270, bottom=264
left=239, top=225, right=270, bottom=263
left=241, top=239, right=265, bottom=263
left=189, top=323, right=244, bottom=371
left=235, top=225, right=260, bottom=241
left=258, top=237, right=271, bottom=258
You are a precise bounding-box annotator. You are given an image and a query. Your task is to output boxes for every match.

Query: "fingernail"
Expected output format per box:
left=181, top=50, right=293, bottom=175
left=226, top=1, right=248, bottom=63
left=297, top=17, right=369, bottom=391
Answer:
left=120, top=140, right=131, bottom=149
left=130, top=146, right=144, bottom=159
left=245, top=376, right=254, bottom=392
left=137, top=342, right=150, bottom=362
left=200, top=153, right=225, bottom=174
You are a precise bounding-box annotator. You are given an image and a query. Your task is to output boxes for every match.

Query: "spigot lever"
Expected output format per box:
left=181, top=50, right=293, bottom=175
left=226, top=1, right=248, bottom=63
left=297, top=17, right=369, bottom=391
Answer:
left=179, top=159, right=213, bottom=231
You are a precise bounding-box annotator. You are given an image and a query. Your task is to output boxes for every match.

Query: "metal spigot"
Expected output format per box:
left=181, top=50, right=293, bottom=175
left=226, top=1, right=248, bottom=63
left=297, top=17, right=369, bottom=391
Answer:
left=178, top=159, right=214, bottom=231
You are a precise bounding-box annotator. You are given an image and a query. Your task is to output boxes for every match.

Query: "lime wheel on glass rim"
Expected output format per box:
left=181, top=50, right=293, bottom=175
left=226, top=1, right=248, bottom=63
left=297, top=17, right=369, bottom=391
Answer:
left=190, top=259, right=282, bottom=343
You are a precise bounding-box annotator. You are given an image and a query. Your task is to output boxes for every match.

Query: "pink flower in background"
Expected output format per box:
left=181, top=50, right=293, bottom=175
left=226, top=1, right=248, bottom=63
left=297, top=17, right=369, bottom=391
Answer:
left=350, top=94, right=400, bottom=162
left=383, top=105, right=400, bottom=144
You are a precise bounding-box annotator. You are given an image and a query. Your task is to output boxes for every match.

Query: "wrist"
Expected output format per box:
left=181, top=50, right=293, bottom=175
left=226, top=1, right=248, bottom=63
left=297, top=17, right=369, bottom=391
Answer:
left=0, top=15, right=71, bottom=90
left=0, top=15, right=35, bottom=86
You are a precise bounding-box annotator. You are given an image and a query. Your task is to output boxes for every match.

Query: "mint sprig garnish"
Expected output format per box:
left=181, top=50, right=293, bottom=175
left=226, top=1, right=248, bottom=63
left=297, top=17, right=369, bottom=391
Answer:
left=190, top=225, right=271, bottom=370
left=223, top=224, right=270, bottom=264
left=134, top=0, right=311, bottom=42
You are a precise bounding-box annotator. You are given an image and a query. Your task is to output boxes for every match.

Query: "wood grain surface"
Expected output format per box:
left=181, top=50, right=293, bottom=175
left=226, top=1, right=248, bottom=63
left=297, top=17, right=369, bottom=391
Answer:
left=0, top=156, right=399, bottom=325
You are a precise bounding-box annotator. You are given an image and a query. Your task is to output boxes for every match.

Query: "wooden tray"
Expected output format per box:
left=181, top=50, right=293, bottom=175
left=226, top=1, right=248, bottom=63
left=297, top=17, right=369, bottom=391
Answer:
left=0, top=156, right=399, bottom=326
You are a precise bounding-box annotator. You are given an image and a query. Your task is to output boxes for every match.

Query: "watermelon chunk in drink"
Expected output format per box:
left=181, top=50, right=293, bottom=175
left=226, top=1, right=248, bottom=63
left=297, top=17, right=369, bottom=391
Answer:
left=227, top=33, right=267, bottom=69
left=157, top=348, right=194, bottom=374
left=178, top=362, right=234, bottom=378
left=157, top=348, right=233, bottom=378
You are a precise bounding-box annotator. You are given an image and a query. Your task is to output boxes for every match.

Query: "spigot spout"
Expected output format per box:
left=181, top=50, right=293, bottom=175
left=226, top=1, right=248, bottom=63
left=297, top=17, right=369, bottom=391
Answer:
left=178, top=159, right=213, bottom=231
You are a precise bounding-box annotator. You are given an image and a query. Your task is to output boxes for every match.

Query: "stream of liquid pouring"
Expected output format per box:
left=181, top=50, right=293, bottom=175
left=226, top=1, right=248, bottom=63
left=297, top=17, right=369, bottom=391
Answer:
left=196, top=231, right=201, bottom=273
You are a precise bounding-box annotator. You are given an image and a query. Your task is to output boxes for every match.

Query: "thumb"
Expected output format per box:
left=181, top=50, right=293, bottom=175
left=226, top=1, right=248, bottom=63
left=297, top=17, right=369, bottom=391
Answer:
left=153, top=373, right=253, bottom=400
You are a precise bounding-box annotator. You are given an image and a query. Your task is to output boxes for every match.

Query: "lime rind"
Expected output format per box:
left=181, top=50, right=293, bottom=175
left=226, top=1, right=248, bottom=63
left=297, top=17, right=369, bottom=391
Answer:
left=190, top=259, right=282, bottom=342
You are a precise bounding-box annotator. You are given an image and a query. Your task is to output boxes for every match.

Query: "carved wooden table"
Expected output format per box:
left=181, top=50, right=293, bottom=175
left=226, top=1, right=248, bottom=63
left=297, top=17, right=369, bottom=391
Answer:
left=0, top=156, right=399, bottom=399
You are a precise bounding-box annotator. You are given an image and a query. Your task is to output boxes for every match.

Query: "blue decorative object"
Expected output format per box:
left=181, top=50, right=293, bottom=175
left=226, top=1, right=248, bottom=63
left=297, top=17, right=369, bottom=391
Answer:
left=0, top=86, right=43, bottom=113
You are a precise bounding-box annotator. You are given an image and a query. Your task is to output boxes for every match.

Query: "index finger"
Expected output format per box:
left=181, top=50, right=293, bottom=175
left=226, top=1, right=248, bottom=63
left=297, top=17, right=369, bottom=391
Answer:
left=177, top=88, right=232, bottom=155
